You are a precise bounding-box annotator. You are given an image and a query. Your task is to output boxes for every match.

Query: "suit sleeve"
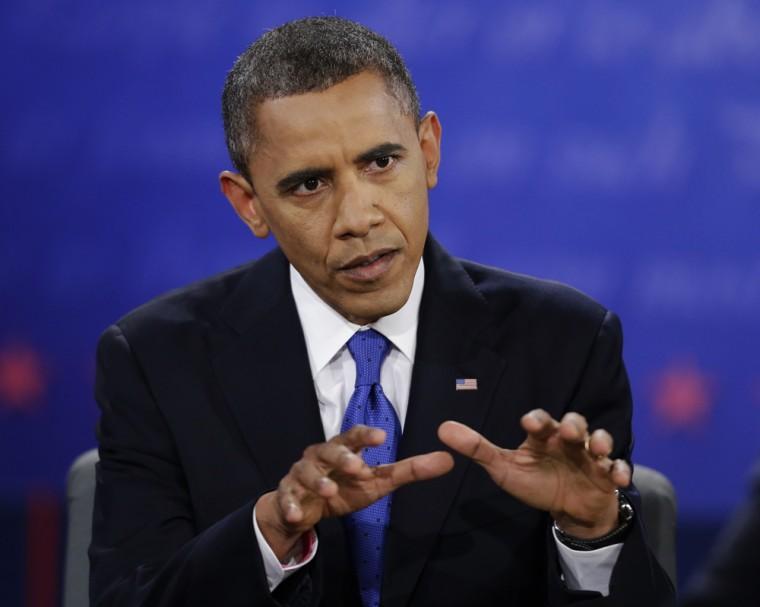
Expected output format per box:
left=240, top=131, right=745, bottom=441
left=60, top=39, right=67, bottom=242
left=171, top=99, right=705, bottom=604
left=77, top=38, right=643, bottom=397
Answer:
left=89, top=324, right=320, bottom=607
left=545, top=310, right=676, bottom=606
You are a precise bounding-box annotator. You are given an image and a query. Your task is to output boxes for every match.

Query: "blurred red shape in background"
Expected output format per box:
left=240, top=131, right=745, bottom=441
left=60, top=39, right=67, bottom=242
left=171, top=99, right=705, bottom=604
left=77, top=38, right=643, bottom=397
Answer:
left=0, top=342, right=47, bottom=412
left=650, top=358, right=715, bottom=430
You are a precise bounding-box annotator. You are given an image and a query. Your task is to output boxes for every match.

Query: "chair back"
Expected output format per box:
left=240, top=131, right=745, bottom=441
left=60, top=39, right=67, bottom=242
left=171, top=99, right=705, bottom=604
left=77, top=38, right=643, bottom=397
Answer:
left=63, top=448, right=99, bottom=607
left=633, top=464, right=678, bottom=588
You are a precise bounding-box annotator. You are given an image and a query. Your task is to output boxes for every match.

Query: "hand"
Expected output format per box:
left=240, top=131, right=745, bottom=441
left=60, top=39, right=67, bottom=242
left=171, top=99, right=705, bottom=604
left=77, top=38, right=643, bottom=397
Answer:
left=437, top=410, right=631, bottom=539
left=256, top=424, right=454, bottom=560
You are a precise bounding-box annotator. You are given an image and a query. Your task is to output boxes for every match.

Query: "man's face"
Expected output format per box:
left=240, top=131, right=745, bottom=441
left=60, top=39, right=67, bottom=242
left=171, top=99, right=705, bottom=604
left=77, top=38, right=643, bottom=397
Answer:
left=221, top=71, right=441, bottom=325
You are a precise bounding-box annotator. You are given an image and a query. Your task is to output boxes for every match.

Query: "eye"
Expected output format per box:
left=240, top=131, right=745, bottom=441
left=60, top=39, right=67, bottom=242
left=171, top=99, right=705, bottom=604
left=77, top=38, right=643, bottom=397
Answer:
left=367, top=155, right=397, bottom=173
left=292, top=177, right=326, bottom=196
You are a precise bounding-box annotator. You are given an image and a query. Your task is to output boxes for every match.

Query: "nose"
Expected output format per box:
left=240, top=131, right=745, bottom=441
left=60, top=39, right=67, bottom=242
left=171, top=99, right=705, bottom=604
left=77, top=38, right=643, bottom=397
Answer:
left=332, top=177, right=384, bottom=239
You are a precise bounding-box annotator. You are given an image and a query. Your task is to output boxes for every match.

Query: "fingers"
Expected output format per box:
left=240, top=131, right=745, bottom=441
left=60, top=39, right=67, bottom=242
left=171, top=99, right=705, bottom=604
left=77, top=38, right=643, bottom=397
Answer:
left=526, top=410, right=614, bottom=460
left=557, top=412, right=588, bottom=445
left=277, top=479, right=307, bottom=523
left=558, top=414, right=631, bottom=488
left=292, top=424, right=387, bottom=493
left=333, top=424, right=387, bottom=452
left=376, top=451, right=455, bottom=488
left=524, top=410, right=629, bottom=476
left=276, top=425, right=387, bottom=523
left=437, top=420, right=501, bottom=467
left=610, top=459, right=632, bottom=487
left=558, top=414, right=616, bottom=473
left=586, top=428, right=613, bottom=459
left=521, top=409, right=560, bottom=442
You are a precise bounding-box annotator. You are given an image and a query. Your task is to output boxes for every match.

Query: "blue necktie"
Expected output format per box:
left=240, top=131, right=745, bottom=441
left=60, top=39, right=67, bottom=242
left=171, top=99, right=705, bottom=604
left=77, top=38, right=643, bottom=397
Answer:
left=341, top=329, right=400, bottom=607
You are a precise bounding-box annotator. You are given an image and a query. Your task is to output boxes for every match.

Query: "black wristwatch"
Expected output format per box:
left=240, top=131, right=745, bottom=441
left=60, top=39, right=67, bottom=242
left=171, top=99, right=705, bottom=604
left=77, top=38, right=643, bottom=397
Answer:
left=553, top=490, right=635, bottom=551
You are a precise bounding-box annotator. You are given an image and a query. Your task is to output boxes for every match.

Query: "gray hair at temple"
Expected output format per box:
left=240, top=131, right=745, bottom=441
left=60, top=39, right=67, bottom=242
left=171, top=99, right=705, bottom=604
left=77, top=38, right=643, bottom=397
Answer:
left=221, top=16, right=421, bottom=182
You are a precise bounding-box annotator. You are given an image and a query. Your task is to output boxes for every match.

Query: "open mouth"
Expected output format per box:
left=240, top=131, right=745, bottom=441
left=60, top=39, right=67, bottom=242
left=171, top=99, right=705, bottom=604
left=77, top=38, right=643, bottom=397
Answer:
left=339, top=249, right=397, bottom=281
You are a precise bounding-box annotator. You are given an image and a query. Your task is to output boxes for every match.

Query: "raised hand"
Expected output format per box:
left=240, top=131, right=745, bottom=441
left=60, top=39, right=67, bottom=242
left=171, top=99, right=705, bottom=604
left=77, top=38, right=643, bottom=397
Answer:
left=438, top=410, right=630, bottom=539
left=256, top=424, right=454, bottom=560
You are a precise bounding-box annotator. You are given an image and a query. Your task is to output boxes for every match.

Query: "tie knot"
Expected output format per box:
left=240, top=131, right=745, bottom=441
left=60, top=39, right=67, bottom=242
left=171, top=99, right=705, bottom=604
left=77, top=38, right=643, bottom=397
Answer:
left=347, top=329, right=391, bottom=387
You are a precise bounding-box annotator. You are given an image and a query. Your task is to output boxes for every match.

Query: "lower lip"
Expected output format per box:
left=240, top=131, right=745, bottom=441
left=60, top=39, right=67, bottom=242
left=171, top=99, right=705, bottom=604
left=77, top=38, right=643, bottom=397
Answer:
left=340, top=251, right=397, bottom=282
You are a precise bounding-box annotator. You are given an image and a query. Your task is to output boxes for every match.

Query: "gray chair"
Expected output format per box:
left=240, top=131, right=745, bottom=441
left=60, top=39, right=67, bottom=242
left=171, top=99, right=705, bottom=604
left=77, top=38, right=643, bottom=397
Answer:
left=63, top=448, right=99, bottom=607
left=61, top=451, right=677, bottom=606
left=633, top=464, right=678, bottom=588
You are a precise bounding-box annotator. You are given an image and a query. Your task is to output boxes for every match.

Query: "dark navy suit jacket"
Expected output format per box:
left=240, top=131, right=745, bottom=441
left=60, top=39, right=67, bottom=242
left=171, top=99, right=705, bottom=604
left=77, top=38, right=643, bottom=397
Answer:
left=90, top=236, right=674, bottom=606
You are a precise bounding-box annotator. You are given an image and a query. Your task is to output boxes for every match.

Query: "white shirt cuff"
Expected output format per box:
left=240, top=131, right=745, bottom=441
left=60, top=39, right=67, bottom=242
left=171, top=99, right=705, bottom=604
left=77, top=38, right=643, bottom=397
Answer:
left=552, top=527, right=623, bottom=596
left=252, top=504, right=319, bottom=592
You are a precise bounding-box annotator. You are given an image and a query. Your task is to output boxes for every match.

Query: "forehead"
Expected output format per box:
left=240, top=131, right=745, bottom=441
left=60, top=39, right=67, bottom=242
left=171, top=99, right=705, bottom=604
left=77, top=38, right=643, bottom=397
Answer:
left=250, top=71, right=416, bottom=167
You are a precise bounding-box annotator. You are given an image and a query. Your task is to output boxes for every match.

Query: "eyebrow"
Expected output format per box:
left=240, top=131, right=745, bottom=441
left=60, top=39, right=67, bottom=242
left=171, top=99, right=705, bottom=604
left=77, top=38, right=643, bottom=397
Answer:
left=275, top=142, right=408, bottom=194
left=276, top=167, right=332, bottom=194
left=354, top=142, right=407, bottom=164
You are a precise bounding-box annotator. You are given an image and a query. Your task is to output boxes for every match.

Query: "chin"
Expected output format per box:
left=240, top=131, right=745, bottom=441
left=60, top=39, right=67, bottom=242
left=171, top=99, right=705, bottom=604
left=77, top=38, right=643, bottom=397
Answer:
left=343, top=295, right=405, bottom=325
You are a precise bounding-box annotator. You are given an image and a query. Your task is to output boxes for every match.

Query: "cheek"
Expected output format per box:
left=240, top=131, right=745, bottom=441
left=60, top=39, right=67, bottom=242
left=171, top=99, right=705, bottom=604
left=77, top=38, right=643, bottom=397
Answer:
left=389, top=185, right=429, bottom=243
left=270, top=213, right=331, bottom=264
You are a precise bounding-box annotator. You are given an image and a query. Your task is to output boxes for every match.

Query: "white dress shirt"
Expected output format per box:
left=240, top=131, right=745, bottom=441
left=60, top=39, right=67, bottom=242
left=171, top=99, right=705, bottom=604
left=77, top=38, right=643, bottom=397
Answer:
left=253, top=259, right=621, bottom=596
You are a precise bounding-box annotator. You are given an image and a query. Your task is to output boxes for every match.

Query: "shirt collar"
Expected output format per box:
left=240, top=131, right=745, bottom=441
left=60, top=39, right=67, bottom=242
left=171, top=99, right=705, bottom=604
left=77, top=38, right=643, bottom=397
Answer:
left=290, top=259, right=425, bottom=378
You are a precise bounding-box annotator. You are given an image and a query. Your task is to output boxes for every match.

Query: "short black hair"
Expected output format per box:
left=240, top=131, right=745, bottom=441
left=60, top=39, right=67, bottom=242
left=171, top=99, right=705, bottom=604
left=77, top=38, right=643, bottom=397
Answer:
left=222, top=16, right=421, bottom=181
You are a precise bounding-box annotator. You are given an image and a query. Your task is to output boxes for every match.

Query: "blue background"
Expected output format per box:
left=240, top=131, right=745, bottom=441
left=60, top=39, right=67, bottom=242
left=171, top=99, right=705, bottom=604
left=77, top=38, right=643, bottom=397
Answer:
left=1, top=0, right=759, bottom=603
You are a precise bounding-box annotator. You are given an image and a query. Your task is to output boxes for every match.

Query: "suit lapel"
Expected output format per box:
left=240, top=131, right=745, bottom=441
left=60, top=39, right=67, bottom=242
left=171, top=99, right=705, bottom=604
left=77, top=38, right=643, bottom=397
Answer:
left=211, top=248, right=325, bottom=489
left=382, top=238, right=510, bottom=607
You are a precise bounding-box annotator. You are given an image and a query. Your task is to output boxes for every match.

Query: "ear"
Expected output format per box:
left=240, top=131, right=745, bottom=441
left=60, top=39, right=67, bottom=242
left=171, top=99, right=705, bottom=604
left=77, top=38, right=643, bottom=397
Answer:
left=418, top=111, right=442, bottom=189
left=219, top=170, right=270, bottom=238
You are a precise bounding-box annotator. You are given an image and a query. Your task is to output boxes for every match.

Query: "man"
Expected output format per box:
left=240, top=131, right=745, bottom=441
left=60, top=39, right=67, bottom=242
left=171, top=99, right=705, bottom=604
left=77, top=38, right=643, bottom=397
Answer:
left=90, top=16, right=674, bottom=606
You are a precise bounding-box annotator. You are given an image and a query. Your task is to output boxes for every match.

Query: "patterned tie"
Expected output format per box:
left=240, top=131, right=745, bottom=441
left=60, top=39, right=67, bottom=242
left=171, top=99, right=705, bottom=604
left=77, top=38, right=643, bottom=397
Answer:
left=341, top=329, right=400, bottom=607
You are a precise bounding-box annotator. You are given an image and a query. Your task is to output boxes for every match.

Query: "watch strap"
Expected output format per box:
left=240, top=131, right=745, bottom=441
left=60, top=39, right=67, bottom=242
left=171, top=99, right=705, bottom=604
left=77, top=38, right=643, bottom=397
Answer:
left=553, top=490, right=634, bottom=551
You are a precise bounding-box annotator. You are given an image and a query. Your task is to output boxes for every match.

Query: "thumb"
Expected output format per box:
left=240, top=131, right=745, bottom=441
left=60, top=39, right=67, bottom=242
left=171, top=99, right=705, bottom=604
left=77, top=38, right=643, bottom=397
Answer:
left=375, top=451, right=454, bottom=490
left=438, top=421, right=502, bottom=469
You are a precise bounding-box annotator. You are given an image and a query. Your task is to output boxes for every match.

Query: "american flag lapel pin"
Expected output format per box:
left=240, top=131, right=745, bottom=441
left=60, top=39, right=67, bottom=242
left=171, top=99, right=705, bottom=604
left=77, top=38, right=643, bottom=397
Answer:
left=455, top=378, right=478, bottom=391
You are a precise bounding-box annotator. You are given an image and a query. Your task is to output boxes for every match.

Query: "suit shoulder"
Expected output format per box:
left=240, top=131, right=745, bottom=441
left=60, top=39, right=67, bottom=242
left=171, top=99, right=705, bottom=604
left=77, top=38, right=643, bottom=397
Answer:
left=102, top=259, right=260, bottom=347
left=458, top=258, right=610, bottom=327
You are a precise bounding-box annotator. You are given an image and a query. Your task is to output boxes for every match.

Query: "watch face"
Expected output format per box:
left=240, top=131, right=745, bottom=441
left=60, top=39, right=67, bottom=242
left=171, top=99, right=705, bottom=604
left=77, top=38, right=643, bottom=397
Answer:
left=618, top=490, right=635, bottom=525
